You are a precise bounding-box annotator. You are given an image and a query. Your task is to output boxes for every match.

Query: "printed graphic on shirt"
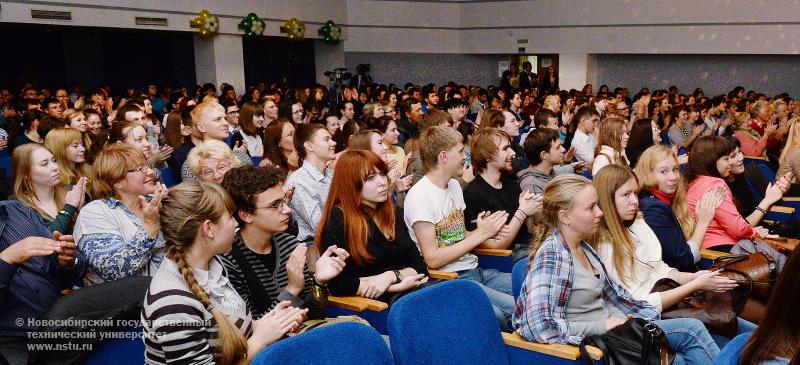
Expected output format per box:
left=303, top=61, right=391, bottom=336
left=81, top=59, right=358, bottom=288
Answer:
left=434, top=199, right=465, bottom=248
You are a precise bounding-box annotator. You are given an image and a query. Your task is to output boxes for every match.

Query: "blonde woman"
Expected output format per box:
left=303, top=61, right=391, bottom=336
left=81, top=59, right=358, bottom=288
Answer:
left=634, top=145, right=722, bottom=271
left=12, top=144, right=86, bottom=234
left=63, top=108, right=93, bottom=152
left=185, top=140, right=241, bottom=185
left=513, top=174, right=720, bottom=363
left=142, top=181, right=306, bottom=364
left=44, top=127, right=93, bottom=191
left=591, top=116, right=630, bottom=175
left=777, top=116, right=800, bottom=183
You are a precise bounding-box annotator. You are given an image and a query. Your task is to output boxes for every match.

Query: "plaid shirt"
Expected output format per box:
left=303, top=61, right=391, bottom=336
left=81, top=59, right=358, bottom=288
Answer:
left=512, top=229, right=659, bottom=345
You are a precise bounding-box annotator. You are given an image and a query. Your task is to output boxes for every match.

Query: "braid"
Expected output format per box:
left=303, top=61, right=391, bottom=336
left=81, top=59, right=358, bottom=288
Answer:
left=161, top=182, right=247, bottom=365
left=172, top=247, right=212, bottom=308
left=172, top=239, right=247, bottom=365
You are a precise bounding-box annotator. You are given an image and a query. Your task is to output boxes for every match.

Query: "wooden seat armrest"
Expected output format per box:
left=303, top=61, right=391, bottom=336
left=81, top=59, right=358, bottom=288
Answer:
left=743, top=155, right=767, bottom=161
left=770, top=205, right=795, bottom=214
left=781, top=197, right=800, bottom=202
left=428, top=269, right=458, bottom=280
left=502, top=332, right=603, bottom=360
left=472, top=248, right=513, bottom=257
left=327, top=296, right=388, bottom=312
left=700, top=249, right=728, bottom=261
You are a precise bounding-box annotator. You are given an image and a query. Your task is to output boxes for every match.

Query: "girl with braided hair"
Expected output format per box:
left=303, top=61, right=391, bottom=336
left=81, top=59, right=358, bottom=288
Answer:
left=141, top=181, right=307, bottom=364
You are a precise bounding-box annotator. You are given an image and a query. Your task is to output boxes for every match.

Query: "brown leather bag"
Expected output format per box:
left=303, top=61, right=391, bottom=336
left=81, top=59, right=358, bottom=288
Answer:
left=650, top=278, right=738, bottom=338
left=709, top=253, right=778, bottom=301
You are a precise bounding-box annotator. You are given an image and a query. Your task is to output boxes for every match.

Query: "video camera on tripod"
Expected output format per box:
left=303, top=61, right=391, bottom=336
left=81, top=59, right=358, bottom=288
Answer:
left=325, top=68, right=352, bottom=108
left=324, top=68, right=352, bottom=83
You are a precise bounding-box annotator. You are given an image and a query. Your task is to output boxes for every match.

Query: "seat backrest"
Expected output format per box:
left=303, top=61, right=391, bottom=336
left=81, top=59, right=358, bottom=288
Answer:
left=250, top=322, right=392, bottom=365
left=512, top=257, right=528, bottom=299
left=387, top=280, right=510, bottom=365
left=711, top=332, right=752, bottom=365
left=83, top=326, right=144, bottom=365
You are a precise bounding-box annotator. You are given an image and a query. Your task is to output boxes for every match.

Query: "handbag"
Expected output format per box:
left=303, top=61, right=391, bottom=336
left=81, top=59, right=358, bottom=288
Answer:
left=709, top=253, right=778, bottom=301
left=579, top=318, right=675, bottom=365
left=650, top=278, right=737, bottom=338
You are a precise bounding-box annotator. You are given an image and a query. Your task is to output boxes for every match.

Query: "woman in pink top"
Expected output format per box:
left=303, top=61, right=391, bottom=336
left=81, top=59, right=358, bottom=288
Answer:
left=731, top=111, right=777, bottom=157
left=685, top=136, right=769, bottom=250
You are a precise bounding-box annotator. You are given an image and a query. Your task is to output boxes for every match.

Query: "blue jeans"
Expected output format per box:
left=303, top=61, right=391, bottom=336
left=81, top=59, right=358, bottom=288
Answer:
left=654, top=318, right=719, bottom=365
left=457, top=268, right=514, bottom=332
left=710, top=317, right=758, bottom=348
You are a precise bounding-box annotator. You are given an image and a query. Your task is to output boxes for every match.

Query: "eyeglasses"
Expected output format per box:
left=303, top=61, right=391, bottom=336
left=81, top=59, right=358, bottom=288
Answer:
left=227, top=110, right=240, bottom=115
left=254, top=195, right=292, bottom=211
left=199, top=163, right=230, bottom=180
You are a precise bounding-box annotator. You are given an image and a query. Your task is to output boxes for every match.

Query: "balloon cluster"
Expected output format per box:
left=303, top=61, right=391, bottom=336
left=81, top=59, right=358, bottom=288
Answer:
left=190, top=10, right=220, bottom=38
left=280, top=17, right=306, bottom=41
left=238, top=13, right=266, bottom=38
left=318, top=20, right=342, bottom=45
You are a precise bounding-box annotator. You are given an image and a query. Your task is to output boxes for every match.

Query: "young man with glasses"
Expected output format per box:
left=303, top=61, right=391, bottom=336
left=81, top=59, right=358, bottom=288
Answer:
left=220, top=165, right=348, bottom=319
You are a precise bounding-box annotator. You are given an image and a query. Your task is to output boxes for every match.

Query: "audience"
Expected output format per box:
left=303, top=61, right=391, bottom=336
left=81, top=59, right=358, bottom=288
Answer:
left=404, top=125, right=514, bottom=331
left=593, top=165, right=753, bottom=346
left=142, top=181, right=306, bottom=364
left=513, top=174, right=720, bottom=363
left=5, top=75, right=800, bottom=363
left=220, top=165, right=346, bottom=319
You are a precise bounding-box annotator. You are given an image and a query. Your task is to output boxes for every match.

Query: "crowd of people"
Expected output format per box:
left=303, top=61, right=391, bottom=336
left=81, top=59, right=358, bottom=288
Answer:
left=1, top=66, right=799, bottom=364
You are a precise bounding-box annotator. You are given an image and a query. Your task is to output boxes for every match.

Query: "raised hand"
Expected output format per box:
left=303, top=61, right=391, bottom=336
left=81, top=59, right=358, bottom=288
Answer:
left=518, top=190, right=543, bottom=217
left=476, top=210, right=509, bottom=242
left=65, top=177, right=88, bottom=208
left=140, top=182, right=167, bottom=237
left=695, top=186, right=725, bottom=225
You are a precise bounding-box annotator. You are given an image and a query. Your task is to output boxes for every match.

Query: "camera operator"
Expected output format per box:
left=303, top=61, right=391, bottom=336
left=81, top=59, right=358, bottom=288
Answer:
left=349, top=64, right=373, bottom=91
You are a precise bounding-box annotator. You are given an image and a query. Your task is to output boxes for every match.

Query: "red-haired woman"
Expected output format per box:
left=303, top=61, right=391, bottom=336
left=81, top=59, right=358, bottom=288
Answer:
left=316, top=150, right=429, bottom=302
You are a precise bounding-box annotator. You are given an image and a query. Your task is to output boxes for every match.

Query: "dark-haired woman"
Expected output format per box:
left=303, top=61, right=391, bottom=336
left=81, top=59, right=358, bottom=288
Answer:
left=625, top=118, right=661, bottom=168
left=686, top=136, right=789, bottom=285
left=317, top=150, right=428, bottom=303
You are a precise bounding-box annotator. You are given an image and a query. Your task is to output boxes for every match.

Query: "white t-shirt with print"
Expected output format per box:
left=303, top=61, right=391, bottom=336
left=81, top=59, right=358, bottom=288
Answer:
left=403, top=176, right=478, bottom=272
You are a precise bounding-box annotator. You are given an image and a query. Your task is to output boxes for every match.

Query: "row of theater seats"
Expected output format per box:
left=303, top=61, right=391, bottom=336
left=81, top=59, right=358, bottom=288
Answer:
left=84, top=279, right=605, bottom=365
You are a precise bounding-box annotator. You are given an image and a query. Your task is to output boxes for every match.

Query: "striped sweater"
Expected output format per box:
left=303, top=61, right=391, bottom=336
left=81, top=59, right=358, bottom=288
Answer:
left=218, top=232, right=324, bottom=320
left=141, top=258, right=252, bottom=364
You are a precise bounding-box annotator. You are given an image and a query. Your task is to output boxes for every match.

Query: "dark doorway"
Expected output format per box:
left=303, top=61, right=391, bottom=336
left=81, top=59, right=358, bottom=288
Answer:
left=242, top=36, right=315, bottom=88
left=0, top=23, right=195, bottom=97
